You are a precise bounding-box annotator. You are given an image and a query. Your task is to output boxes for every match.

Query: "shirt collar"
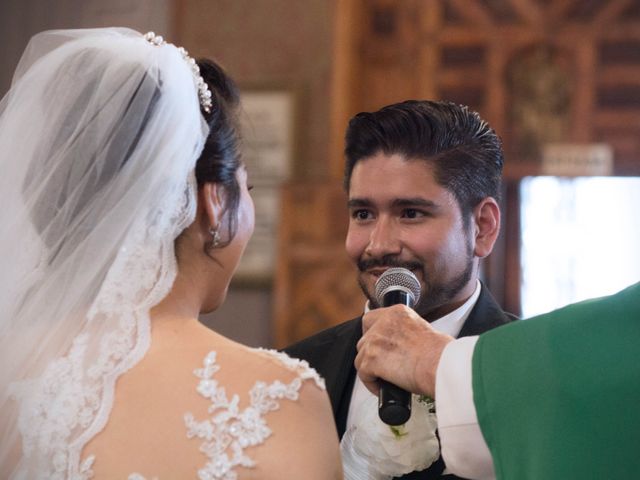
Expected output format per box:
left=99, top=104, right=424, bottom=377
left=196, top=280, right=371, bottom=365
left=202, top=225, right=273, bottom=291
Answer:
left=363, top=279, right=481, bottom=338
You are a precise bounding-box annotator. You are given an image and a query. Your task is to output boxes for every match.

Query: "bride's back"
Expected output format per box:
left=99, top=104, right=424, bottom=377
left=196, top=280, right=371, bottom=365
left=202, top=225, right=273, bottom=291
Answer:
left=84, top=319, right=340, bottom=479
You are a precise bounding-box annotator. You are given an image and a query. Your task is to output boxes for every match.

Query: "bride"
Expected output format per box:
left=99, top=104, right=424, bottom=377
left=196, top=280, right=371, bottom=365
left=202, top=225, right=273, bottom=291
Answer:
left=0, top=28, right=341, bottom=479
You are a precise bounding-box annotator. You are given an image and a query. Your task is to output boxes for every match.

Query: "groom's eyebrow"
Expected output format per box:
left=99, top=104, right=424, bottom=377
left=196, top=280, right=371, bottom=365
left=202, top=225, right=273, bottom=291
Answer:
left=347, top=197, right=440, bottom=209
left=347, top=198, right=372, bottom=208
left=392, top=198, right=439, bottom=209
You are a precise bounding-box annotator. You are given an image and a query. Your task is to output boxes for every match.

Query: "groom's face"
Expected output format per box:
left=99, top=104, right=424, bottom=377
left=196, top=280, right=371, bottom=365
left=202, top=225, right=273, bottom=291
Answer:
left=345, top=152, right=476, bottom=321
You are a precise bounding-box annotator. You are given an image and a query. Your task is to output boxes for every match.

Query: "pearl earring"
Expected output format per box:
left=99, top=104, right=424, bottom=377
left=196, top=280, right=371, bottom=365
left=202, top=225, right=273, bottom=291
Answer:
left=209, top=225, right=221, bottom=248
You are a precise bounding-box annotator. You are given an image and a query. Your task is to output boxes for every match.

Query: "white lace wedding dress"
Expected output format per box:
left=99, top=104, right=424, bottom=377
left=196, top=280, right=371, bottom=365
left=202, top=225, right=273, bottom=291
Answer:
left=114, top=349, right=323, bottom=480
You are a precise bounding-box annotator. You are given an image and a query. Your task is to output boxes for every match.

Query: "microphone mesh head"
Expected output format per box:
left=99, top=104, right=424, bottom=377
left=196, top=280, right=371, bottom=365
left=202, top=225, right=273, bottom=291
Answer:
left=374, top=267, right=421, bottom=306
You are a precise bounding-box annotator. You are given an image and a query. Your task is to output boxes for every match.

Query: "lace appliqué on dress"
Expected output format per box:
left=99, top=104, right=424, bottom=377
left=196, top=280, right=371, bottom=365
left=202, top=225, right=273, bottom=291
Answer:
left=129, top=474, right=158, bottom=480
left=184, top=349, right=325, bottom=480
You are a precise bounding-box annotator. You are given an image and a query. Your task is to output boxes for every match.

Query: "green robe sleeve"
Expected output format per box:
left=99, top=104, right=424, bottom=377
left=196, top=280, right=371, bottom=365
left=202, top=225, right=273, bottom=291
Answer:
left=472, top=282, right=640, bottom=479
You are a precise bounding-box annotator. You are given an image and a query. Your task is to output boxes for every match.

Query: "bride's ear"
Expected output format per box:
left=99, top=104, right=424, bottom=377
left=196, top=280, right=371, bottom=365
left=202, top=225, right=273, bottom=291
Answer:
left=199, top=182, right=226, bottom=230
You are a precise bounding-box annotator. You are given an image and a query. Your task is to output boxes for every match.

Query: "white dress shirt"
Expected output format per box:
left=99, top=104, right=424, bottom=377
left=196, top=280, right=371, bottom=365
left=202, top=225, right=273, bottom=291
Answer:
left=436, top=336, right=494, bottom=479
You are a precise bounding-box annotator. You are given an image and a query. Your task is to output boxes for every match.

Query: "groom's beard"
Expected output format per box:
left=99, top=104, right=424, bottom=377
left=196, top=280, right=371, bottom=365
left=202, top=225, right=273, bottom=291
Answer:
left=356, top=247, right=474, bottom=321
left=413, top=259, right=473, bottom=319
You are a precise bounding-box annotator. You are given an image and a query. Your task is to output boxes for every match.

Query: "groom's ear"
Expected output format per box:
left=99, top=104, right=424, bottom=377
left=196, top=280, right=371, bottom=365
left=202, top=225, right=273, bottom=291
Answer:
left=199, top=182, right=226, bottom=229
left=471, top=196, right=500, bottom=258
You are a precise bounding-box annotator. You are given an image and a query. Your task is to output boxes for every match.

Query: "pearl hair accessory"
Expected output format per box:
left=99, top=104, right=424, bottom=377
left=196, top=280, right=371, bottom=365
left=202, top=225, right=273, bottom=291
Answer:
left=144, top=31, right=213, bottom=113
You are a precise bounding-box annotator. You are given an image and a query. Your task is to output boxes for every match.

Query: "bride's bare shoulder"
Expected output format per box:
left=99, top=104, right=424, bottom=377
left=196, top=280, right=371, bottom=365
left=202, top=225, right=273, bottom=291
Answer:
left=85, top=320, right=342, bottom=479
left=224, top=348, right=342, bottom=480
left=185, top=326, right=342, bottom=479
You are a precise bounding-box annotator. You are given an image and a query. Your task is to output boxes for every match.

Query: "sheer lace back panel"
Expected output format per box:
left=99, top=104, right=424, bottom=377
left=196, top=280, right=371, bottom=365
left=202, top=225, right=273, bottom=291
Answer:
left=81, top=326, right=326, bottom=480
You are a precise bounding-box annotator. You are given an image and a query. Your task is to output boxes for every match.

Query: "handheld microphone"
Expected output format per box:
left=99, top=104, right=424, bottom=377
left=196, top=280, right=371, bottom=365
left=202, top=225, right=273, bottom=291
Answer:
left=374, top=267, right=421, bottom=426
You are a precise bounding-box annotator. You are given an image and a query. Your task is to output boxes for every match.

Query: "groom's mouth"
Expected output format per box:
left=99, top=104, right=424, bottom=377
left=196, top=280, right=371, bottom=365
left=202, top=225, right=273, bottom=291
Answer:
left=366, top=268, right=387, bottom=279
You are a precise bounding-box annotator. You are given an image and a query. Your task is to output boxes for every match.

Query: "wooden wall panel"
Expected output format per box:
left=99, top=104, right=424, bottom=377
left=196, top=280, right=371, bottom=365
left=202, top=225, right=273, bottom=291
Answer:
left=275, top=0, right=640, bottom=344
left=322, top=0, right=640, bottom=178
left=274, top=181, right=363, bottom=347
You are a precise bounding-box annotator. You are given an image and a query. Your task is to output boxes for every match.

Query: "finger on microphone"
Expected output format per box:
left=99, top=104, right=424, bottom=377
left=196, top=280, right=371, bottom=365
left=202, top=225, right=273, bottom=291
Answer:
left=354, top=350, right=381, bottom=396
left=362, top=304, right=413, bottom=335
left=361, top=309, right=380, bottom=334
left=358, top=370, right=381, bottom=396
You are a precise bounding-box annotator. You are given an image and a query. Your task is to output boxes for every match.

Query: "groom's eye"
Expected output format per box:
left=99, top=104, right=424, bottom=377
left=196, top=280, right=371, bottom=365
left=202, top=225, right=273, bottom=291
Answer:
left=351, top=209, right=373, bottom=221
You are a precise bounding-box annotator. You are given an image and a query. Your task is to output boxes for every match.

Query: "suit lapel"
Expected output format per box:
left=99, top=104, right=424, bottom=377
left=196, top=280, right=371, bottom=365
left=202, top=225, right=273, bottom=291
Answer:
left=329, top=317, right=362, bottom=438
left=458, top=283, right=516, bottom=338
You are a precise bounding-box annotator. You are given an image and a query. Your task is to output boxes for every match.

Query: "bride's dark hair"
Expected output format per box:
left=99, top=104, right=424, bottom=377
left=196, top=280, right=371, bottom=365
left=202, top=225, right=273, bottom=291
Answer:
left=195, top=58, right=243, bottom=250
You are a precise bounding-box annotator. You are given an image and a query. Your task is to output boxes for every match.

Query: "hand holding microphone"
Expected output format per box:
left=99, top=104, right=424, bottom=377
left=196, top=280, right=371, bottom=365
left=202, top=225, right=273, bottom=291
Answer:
left=356, top=267, right=454, bottom=425
left=373, top=267, right=421, bottom=426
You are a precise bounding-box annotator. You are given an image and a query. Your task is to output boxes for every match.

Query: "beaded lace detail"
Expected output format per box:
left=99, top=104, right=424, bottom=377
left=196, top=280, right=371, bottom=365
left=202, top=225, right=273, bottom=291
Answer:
left=183, top=349, right=324, bottom=480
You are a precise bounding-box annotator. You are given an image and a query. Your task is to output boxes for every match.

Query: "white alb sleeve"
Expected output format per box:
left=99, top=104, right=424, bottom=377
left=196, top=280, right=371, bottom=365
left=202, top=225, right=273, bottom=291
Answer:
left=435, top=336, right=495, bottom=480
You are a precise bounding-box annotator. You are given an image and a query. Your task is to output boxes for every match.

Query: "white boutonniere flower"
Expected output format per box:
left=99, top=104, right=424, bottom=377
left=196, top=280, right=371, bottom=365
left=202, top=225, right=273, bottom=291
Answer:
left=341, top=394, right=439, bottom=479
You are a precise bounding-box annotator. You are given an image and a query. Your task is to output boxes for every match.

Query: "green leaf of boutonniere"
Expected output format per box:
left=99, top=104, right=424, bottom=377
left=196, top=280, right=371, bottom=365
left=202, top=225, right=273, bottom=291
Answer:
left=389, top=425, right=409, bottom=439
left=417, top=395, right=436, bottom=413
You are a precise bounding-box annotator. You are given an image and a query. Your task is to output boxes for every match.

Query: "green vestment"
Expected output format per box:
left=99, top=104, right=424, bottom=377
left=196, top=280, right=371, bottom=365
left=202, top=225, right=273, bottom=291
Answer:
left=472, top=282, right=640, bottom=479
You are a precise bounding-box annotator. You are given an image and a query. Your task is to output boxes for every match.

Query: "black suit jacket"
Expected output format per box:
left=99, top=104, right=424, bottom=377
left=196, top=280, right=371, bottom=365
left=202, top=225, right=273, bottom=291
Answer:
left=284, top=284, right=517, bottom=479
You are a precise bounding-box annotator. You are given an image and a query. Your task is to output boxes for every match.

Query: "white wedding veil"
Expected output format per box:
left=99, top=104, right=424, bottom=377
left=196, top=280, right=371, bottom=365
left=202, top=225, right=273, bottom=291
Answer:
left=0, top=28, right=209, bottom=478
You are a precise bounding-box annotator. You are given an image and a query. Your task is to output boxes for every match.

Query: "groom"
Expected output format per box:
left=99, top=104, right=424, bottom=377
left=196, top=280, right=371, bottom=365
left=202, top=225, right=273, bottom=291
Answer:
left=285, top=100, right=516, bottom=478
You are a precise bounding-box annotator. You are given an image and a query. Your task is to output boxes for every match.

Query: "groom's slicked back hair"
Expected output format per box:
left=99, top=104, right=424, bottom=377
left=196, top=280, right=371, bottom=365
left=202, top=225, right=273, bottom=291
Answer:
left=343, top=100, right=505, bottom=217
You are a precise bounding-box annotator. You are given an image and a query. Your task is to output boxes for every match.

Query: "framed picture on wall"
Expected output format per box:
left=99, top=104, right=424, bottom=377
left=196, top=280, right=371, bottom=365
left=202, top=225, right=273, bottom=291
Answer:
left=234, top=89, right=295, bottom=284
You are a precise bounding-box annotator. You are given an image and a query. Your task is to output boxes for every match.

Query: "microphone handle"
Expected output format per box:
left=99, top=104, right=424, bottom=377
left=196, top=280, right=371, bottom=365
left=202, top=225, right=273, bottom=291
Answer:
left=378, top=288, right=414, bottom=425
left=378, top=379, right=411, bottom=425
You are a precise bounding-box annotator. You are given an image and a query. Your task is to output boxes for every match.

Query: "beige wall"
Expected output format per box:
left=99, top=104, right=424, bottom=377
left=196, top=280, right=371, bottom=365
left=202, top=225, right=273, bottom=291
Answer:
left=175, top=0, right=335, bottom=180
left=0, top=0, right=172, bottom=95
left=176, top=0, right=336, bottom=346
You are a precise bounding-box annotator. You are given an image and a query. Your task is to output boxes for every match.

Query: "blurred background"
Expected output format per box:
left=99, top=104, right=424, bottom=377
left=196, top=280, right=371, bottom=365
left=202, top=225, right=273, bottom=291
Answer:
left=2, top=0, right=639, bottom=348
